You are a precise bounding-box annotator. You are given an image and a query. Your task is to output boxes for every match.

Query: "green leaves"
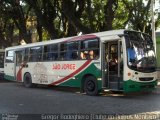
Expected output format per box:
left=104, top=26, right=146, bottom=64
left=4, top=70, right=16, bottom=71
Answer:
left=0, top=0, right=159, bottom=47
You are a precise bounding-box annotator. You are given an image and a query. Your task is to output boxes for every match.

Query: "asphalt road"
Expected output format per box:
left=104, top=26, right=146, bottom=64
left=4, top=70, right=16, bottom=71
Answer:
left=0, top=80, right=160, bottom=120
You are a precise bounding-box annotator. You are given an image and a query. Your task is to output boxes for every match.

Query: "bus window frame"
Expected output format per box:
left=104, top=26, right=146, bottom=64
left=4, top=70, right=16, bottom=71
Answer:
left=80, top=38, right=100, bottom=60
left=5, top=50, right=14, bottom=63
left=29, top=46, right=43, bottom=62
left=43, top=44, right=58, bottom=61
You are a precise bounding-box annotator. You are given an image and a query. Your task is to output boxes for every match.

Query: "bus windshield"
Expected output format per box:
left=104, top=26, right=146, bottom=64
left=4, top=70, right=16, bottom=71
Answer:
left=125, top=31, right=156, bottom=72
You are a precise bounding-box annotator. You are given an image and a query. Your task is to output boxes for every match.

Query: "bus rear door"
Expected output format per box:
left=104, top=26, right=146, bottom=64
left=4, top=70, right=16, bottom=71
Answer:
left=4, top=50, right=16, bottom=81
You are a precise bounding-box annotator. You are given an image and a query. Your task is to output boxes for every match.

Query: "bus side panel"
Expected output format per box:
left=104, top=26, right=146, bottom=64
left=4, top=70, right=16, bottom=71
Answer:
left=21, top=60, right=102, bottom=91
left=59, top=61, right=102, bottom=90
left=4, top=50, right=16, bottom=81
left=22, top=62, right=47, bottom=84
left=4, top=62, right=15, bottom=81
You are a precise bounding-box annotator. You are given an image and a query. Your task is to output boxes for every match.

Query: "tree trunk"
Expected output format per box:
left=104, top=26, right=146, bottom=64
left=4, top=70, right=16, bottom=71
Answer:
left=104, top=0, right=118, bottom=30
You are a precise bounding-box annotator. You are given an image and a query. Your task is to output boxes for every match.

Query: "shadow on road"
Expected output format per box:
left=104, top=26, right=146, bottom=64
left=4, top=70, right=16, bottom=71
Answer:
left=0, top=79, right=13, bottom=83
left=2, top=81, right=160, bottom=98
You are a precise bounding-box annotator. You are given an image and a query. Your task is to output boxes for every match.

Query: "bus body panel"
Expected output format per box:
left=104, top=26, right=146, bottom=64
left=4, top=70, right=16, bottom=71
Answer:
left=4, top=50, right=16, bottom=81
left=15, top=59, right=102, bottom=89
left=123, top=69, right=157, bottom=92
left=4, top=63, right=15, bottom=81
left=4, top=29, right=157, bottom=94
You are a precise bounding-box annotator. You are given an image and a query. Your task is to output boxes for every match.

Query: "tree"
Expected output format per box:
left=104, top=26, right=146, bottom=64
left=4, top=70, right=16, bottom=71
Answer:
left=25, top=0, right=60, bottom=39
left=1, top=0, right=159, bottom=46
left=0, top=0, right=33, bottom=45
left=122, top=0, right=152, bottom=34
left=0, top=1, right=15, bottom=47
left=103, top=0, right=118, bottom=30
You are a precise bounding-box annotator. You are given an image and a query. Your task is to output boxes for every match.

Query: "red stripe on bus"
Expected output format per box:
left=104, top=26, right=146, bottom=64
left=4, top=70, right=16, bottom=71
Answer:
left=17, top=67, right=23, bottom=81
left=51, top=60, right=92, bottom=85
left=65, top=35, right=97, bottom=42
left=16, top=62, right=27, bottom=81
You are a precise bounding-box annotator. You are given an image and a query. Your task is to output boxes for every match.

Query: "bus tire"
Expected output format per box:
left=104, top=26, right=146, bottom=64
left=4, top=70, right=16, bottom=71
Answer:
left=84, top=76, right=98, bottom=96
left=24, top=73, right=35, bottom=88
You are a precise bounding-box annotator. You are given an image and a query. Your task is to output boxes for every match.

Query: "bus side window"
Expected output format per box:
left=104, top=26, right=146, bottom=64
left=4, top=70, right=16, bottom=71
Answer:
left=50, top=44, right=58, bottom=60
left=80, top=38, right=99, bottom=60
left=24, top=48, right=29, bottom=62
left=66, top=42, right=78, bottom=60
left=16, top=50, right=24, bottom=66
left=60, top=43, right=66, bottom=60
left=60, top=42, right=78, bottom=61
left=80, top=51, right=86, bottom=59
left=90, top=50, right=99, bottom=59
left=5, top=51, right=14, bottom=63
left=29, top=46, right=42, bottom=62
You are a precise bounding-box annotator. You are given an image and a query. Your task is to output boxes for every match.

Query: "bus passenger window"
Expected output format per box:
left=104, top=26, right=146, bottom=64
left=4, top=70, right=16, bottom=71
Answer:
left=6, top=51, right=14, bottom=63
left=80, top=38, right=99, bottom=60
left=29, top=46, right=42, bottom=62
left=60, top=52, right=66, bottom=60
left=43, top=44, right=58, bottom=61
left=80, top=52, right=86, bottom=59
left=16, top=51, right=23, bottom=66
left=60, top=42, right=78, bottom=61
left=24, top=48, right=29, bottom=62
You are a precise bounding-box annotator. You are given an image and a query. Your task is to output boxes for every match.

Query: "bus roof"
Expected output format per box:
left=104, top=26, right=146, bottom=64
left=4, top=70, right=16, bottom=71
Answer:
left=5, top=29, right=127, bottom=51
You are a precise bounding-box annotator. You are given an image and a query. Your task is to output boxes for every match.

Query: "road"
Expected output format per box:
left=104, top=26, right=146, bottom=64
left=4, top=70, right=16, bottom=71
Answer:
left=0, top=80, right=160, bottom=120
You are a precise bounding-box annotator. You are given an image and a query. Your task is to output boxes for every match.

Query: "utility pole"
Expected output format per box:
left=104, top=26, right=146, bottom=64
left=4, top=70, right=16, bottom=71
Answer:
left=151, top=0, right=156, bottom=54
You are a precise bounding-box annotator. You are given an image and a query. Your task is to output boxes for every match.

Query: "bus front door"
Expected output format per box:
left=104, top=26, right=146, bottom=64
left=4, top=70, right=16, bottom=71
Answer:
left=102, top=40, right=123, bottom=91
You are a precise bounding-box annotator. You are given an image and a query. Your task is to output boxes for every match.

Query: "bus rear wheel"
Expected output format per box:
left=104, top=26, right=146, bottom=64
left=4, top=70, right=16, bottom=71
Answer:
left=24, top=73, right=35, bottom=88
left=84, top=76, right=98, bottom=96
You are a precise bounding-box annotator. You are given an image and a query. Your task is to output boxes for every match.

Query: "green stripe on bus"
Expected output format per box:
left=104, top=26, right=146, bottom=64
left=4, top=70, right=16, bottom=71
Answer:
left=59, top=63, right=102, bottom=90
left=123, top=79, right=158, bottom=93
left=4, top=75, right=15, bottom=81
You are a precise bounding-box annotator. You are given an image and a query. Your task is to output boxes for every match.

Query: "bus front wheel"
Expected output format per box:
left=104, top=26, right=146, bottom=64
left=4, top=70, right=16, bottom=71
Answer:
left=24, top=73, right=35, bottom=88
left=84, top=76, right=98, bottom=96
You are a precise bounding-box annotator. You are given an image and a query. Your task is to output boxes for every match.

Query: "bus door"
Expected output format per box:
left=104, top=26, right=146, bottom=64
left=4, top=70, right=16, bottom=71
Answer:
left=15, top=50, right=24, bottom=81
left=4, top=50, right=16, bottom=81
left=102, top=40, right=123, bottom=90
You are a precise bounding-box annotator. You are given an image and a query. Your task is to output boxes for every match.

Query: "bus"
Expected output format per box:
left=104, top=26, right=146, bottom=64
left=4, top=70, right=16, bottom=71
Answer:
left=4, top=29, right=157, bottom=95
left=0, top=49, right=5, bottom=79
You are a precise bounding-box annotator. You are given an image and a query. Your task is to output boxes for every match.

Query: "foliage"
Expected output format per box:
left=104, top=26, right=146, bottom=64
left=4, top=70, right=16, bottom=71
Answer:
left=0, top=0, right=159, bottom=46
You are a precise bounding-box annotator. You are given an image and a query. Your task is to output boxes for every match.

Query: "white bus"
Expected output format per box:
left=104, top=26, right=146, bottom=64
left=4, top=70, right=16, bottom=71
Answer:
left=0, top=49, right=5, bottom=79
left=4, top=30, right=157, bottom=95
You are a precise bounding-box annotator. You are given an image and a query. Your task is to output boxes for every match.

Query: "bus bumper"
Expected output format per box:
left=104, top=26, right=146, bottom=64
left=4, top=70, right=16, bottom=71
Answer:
left=123, top=79, right=158, bottom=93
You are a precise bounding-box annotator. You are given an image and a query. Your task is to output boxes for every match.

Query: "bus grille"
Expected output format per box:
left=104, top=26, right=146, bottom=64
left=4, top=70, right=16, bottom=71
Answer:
left=139, top=77, right=153, bottom=81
